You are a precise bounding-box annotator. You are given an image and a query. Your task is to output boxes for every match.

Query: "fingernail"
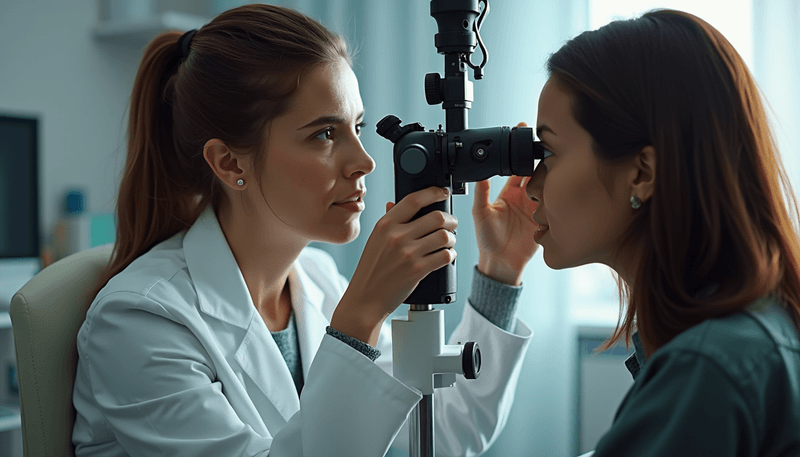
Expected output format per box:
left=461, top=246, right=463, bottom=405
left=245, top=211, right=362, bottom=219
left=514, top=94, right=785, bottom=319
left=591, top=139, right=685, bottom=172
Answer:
left=443, top=187, right=450, bottom=196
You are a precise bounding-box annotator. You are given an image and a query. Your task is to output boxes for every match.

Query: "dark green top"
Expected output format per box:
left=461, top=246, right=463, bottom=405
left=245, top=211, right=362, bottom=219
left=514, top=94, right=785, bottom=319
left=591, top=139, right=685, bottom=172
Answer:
left=594, top=296, right=800, bottom=456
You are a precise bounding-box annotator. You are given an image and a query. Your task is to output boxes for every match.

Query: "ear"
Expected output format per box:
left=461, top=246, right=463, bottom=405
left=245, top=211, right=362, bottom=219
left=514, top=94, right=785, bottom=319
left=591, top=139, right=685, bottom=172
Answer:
left=630, top=145, right=656, bottom=203
left=203, top=139, right=247, bottom=190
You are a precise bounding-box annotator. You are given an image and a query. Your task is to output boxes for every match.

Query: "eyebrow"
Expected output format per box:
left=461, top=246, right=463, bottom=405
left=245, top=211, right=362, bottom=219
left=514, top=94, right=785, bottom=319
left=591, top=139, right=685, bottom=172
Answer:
left=536, top=124, right=557, bottom=138
left=298, top=111, right=366, bottom=130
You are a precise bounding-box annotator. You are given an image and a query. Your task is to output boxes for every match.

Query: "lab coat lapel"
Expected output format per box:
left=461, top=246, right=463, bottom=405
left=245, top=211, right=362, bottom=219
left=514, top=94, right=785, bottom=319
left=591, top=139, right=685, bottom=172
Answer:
left=183, top=207, right=300, bottom=424
left=288, top=261, right=329, bottom=382
left=232, top=319, right=300, bottom=424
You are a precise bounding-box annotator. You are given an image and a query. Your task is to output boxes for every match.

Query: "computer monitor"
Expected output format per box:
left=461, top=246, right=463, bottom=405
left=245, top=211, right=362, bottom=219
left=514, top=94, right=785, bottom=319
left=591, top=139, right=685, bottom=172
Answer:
left=0, top=114, right=39, bottom=259
left=0, top=114, right=41, bottom=309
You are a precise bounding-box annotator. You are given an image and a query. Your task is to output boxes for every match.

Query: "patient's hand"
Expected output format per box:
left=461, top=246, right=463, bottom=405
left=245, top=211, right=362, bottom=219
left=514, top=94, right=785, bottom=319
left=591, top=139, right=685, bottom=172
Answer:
left=472, top=124, right=541, bottom=286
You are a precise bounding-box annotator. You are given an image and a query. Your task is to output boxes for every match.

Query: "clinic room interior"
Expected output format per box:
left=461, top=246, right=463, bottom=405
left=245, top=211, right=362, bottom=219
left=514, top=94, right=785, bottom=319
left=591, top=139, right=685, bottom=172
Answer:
left=0, top=1, right=798, bottom=456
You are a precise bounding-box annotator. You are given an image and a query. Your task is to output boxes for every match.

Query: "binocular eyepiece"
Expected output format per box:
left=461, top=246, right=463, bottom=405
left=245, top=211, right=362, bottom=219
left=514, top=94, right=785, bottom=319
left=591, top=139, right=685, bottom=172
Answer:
left=377, top=115, right=544, bottom=198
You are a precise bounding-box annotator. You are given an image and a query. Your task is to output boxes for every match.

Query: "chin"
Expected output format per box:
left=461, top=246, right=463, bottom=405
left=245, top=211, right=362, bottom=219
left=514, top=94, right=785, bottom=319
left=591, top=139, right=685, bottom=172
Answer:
left=321, top=223, right=361, bottom=245
left=543, top=248, right=596, bottom=271
left=542, top=250, right=572, bottom=270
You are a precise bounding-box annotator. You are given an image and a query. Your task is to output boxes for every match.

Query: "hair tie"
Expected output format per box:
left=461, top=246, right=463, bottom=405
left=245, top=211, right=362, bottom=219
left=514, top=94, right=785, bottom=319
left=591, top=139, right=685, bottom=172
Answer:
left=178, top=29, right=197, bottom=59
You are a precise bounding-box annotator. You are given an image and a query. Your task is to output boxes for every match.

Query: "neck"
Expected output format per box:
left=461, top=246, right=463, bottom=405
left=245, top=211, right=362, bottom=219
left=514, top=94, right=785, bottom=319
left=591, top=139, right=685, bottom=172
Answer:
left=216, top=203, right=308, bottom=326
left=608, top=239, right=644, bottom=289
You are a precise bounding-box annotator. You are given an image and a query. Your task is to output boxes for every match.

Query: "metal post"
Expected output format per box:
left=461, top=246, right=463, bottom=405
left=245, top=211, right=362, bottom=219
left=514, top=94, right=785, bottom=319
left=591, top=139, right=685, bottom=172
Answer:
left=409, top=393, right=435, bottom=457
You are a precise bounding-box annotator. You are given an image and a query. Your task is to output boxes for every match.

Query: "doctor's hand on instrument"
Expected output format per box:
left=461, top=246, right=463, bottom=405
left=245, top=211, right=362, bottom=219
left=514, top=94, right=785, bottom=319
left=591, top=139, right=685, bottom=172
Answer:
left=472, top=123, right=541, bottom=286
left=331, top=186, right=457, bottom=346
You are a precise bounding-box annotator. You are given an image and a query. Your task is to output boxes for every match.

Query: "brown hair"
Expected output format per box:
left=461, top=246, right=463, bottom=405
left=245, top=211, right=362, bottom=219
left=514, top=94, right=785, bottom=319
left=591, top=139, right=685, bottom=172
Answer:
left=547, top=9, right=800, bottom=354
left=96, top=4, right=349, bottom=295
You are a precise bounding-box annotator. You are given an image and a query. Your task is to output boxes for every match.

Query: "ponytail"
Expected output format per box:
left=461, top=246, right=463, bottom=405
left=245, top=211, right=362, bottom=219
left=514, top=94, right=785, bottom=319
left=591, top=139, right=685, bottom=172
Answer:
left=93, top=5, right=349, bottom=296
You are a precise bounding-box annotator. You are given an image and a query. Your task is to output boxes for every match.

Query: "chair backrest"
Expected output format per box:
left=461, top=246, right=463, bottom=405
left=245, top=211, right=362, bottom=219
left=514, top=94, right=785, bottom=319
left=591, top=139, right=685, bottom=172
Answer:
left=10, top=244, right=113, bottom=457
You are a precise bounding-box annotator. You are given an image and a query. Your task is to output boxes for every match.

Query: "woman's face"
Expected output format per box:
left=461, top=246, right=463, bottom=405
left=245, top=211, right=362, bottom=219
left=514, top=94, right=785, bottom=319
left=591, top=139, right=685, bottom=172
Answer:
left=526, top=77, right=636, bottom=270
left=251, top=57, right=375, bottom=245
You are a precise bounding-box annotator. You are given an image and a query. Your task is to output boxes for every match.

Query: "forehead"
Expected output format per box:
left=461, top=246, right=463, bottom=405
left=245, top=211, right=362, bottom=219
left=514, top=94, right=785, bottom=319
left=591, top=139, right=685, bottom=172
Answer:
left=286, top=58, right=363, bottom=123
left=537, top=77, right=575, bottom=130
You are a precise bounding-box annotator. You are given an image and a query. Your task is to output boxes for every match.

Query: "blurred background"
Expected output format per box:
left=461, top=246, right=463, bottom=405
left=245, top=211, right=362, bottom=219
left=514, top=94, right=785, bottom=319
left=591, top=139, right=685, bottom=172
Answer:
left=0, top=0, right=797, bottom=456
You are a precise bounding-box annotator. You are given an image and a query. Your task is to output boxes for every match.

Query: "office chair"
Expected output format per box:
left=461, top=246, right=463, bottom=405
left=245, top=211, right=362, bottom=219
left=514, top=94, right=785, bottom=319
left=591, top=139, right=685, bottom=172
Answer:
left=9, top=244, right=113, bottom=457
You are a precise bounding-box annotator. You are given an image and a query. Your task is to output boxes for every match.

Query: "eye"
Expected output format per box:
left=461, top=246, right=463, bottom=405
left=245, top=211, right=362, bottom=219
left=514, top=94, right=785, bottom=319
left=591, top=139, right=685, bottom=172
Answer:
left=314, top=128, right=334, bottom=141
left=355, top=121, right=366, bottom=136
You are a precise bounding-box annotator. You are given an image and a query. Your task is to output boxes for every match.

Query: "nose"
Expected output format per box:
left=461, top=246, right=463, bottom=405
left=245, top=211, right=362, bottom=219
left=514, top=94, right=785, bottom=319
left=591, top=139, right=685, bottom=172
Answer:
left=526, top=161, right=546, bottom=203
left=344, top=134, right=376, bottom=179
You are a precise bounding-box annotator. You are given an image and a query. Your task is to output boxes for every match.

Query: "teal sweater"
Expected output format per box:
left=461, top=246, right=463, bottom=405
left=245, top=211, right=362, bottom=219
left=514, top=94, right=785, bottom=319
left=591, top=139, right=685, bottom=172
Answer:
left=594, top=296, right=800, bottom=456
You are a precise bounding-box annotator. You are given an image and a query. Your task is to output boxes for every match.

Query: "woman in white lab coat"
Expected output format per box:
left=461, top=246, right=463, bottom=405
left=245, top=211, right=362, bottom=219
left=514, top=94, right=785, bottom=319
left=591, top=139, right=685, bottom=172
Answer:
left=72, top=4, right=537, bottom=456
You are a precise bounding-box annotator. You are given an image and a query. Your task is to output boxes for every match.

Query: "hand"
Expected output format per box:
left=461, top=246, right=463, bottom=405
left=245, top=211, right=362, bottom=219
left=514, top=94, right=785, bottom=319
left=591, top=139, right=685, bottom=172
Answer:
left=473, top=128, right=540, bottom=286
left=331, top=186, right=458, bottom=345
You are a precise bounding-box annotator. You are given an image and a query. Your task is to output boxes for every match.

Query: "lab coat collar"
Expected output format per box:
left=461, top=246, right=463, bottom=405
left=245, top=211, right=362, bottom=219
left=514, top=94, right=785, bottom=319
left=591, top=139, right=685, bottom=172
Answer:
left=183, top=206, right=256, bottom=329
left=183, top=206, right=330, bottom=421
left=184, top=207, right=329, bottom=334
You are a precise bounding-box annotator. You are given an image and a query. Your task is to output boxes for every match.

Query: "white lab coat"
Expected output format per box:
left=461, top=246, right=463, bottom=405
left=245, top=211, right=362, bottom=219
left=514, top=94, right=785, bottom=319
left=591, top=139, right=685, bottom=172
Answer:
left=73, top=207, right=532, bottom=456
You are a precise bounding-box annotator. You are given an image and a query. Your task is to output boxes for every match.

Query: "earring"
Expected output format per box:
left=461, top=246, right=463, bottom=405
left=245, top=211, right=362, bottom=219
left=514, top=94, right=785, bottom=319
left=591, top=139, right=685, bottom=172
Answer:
left=236, top=179, right=244, bottom=186
left=630, top=195, right=642, bottom=209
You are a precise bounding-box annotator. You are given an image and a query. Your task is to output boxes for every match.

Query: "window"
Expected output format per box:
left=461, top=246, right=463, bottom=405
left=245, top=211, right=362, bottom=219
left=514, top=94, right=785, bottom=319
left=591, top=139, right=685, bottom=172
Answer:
left=589, top=0, right=752, bottom=66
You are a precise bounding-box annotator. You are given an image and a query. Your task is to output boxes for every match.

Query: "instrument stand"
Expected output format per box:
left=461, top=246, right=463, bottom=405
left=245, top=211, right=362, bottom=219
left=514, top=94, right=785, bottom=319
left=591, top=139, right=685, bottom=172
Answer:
left=392, top=304, right=481, bottom=457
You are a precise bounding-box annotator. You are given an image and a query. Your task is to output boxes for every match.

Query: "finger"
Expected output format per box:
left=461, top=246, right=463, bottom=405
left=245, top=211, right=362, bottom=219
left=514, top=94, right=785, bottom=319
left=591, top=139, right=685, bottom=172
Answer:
left=516, top=121, right=528, bottom=128
left=499, top=176, right=527, bottom=196
left=514, top=175, right=531, bottom=188
left=407, top=210, right=458, bottom=240
left=472, top=179, right=491, bottom=217
left=388, top=186, right=450, bottom=223
left=386, top=201, right=395, bottom=213
left=421, top=247, right=457, bottom=273
left=417, top=228, right=456, bottom=256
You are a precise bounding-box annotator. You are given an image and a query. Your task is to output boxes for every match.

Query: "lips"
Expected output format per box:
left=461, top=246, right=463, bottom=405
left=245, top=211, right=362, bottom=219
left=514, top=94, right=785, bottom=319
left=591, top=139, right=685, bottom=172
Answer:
left=334, top=189, right=366, bottom=205
left=532, top=213, right=549, bottom=242
left=533, top=225, right=549, bottom=243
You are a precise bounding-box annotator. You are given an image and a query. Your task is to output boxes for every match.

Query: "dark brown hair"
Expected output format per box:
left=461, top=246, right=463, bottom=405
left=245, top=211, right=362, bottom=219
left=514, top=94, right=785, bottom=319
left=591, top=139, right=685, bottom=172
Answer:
left=96, top=4, right=349, bottom=295
left=548, top=9, right=800, bottom=354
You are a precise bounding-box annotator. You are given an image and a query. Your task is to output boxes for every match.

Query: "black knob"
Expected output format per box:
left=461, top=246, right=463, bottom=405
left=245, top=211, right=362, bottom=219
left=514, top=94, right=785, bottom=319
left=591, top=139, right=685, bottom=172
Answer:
left=376, top=115, right=403, bottom=143
left=462, top=341, right=480, bottom=379
left=425, top=73, right=443, bottom=105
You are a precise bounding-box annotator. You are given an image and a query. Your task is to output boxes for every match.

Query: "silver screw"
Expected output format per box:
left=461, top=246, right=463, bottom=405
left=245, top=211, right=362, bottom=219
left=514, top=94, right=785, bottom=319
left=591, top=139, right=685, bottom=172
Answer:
left=476, top=148, right=486, bottom=158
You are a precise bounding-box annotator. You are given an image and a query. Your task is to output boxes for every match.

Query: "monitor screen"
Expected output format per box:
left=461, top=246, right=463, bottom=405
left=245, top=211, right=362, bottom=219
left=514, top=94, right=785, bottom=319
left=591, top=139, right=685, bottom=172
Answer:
left=0, top=114, right=39, bottom=259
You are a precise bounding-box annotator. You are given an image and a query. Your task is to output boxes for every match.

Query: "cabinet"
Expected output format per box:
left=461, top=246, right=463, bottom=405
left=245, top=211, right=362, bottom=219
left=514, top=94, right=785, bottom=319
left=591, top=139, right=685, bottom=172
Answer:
left=0, top=258, right=38, bottom=457
left=0, top=311, right=22, bottom=457
left=576, top=326, right=634, bottom=454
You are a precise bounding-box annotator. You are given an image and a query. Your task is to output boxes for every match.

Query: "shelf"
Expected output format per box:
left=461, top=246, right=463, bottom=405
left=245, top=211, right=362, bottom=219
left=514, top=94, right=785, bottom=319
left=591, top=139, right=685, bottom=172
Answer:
left=0, top=404, right=20, bottom=433
left=93, top=11, right=209, bottom=47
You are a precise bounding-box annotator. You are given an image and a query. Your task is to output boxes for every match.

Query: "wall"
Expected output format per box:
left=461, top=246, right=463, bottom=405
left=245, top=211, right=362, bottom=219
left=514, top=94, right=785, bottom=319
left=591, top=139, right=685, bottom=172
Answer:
left=0, top=0, right=141, bottom=251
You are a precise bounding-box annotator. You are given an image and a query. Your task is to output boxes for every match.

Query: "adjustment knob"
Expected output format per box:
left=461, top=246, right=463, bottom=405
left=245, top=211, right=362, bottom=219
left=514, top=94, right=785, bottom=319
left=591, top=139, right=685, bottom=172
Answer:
left=377, top=115, right=401, bottom=137
left=399, top=146, right=428, bottom=175
left=376, top=115, right=404, bottom=143
left=425, top=73, right=443, bottom=105
left=462, top=342, right=481, bottom=379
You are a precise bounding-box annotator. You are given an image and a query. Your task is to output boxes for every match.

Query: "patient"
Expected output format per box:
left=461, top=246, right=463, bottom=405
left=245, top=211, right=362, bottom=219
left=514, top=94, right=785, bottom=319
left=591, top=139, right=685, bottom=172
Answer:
left=524, top=9, right=800, bottom=455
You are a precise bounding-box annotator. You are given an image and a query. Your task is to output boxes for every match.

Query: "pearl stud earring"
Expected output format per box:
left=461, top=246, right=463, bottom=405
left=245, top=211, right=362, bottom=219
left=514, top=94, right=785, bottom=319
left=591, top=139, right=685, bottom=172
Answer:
left=237, top=179, right=244, bottom=186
